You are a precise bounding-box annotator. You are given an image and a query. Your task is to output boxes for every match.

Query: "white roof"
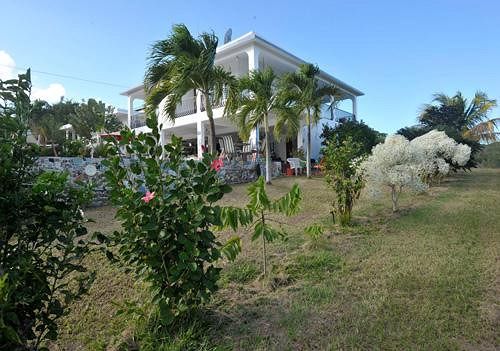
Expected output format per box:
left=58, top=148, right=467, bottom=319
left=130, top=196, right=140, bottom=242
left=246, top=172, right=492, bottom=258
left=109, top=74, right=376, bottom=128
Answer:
left=59, top=124, right=73, bottom=131
left=121, top=31, right=363, bottom=97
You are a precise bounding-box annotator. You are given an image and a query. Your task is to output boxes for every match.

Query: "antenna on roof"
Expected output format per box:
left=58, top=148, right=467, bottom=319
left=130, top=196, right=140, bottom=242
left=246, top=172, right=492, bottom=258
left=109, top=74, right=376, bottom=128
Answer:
left=224, top=28, right=232, bottom=44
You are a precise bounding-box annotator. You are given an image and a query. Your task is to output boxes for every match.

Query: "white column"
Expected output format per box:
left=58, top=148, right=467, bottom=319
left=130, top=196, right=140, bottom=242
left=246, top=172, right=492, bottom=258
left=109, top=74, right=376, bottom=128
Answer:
left=297, top=123, right=304, bottom=150
left=247, top=46, right=260, bottom=154
left=249, top=127, right=259, bottom=150
left=196, top=89, right=202, bottom=114
left=247, top=46, right=260, bottom=71
left=159, top=129, right=166, bottom=146
left=352, top=96, right=357, bottom=121
left=197, top=119, right=205, bottom=158
left=127, top=96, right=134, bottom=128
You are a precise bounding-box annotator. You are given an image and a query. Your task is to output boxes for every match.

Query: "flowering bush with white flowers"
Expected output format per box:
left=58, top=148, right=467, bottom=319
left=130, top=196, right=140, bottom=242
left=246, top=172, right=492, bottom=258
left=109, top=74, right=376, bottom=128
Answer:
left=361, top=134, right=427, bottom=212
left=410, top=130, right=471, bottom=183
left=362, top=131, right=471, bottom=211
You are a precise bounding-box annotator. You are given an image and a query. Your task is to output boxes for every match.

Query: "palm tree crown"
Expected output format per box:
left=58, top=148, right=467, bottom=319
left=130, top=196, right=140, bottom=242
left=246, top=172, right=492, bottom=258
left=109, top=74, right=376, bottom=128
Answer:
left=280, top=63, right=340, bottom=177
left=144, top=24, right=235, bottom=152
left=420, top=91, right=499, bottom=143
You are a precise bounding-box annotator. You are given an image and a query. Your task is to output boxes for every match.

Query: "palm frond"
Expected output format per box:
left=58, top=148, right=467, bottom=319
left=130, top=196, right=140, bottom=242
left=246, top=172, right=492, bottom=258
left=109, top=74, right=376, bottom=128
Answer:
left=464, top=118, right=500, bottom=142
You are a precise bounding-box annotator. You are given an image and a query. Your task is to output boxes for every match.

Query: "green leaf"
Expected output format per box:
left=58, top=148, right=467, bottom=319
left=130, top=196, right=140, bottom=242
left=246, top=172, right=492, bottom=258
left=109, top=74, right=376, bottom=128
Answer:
left=221, top=236, right=242, bottom=261
left=220, top=184, right=232, bottom=194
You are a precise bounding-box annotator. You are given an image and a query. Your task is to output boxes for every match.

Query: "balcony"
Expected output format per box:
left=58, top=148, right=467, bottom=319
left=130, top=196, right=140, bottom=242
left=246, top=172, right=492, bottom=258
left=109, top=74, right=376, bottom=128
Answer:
left=320, top=105, right=354, bottom=122
left=175, top=95, right=197, bottom=118
left=333, top=108, right=354, bottom=122
left=130, top=117, right=147, bottom=129
left=200, top=87, right=228, bottom=112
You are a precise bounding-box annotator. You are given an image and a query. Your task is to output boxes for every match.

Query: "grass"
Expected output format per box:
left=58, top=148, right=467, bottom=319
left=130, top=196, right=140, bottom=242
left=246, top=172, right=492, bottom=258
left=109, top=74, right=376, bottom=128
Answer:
left=50, top=168, right=499, bottom=350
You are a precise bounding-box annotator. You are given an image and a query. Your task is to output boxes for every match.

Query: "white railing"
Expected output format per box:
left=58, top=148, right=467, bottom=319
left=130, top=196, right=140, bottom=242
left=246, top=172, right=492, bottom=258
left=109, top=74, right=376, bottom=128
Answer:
left=201, top=87, right=229, bottom=112
left=175, top=95, right=197, bottom=118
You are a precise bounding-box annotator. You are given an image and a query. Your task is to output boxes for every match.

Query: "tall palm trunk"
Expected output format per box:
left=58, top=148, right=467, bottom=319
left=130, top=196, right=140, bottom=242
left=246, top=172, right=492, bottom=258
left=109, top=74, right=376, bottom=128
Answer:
left=306, top=109, right=312, bottom=178
left=264, top=115, right=272, bottom=184
left=204, top=93, right=217, bottom=154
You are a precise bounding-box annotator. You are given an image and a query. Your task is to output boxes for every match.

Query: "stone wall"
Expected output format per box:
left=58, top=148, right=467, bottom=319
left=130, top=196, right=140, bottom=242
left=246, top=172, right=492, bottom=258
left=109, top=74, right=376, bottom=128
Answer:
left=218, top=160, right=259, bottom=184
left=34, top=157, right=277, bottom=206
left=35, top=157, right=110, bottom=207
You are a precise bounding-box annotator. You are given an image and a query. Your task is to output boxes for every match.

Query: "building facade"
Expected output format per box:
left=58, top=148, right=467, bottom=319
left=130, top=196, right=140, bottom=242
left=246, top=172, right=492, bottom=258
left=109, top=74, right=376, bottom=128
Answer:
left=120, top=32, right=363, bottom=162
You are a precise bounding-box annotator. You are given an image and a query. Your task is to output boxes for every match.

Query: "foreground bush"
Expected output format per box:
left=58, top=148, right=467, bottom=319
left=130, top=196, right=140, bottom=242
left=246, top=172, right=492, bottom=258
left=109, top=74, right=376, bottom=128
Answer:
left=0, top=70, right=95, bottom=349
left=101, top=115, right=240, bottom=325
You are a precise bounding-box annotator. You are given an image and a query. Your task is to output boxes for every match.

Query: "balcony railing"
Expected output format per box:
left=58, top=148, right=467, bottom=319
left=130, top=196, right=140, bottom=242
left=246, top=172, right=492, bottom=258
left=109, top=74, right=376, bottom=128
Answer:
left=200, top=87, right=228, bottom=112
left=175, top=95, right=197, bottom=118
left=130, top=117, right=147, bottom=129
left=333, top=108, right=354, bottom=122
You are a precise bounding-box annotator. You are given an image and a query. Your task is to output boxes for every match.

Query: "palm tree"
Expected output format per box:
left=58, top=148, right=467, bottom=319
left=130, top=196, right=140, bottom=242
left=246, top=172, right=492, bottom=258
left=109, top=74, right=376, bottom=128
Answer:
left=280, top=64, right=340, bottom=178
left=30, top=100, right=69, bottom=156
left=420, top=91, right=499, bottom=143
left=225, top=67, right=294, bottom=184
left=144, top=24, right=235, bottom=153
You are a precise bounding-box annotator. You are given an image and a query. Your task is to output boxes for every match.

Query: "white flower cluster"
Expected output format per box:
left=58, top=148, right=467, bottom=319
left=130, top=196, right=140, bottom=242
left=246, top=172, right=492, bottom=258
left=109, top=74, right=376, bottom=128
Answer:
left=361, top=134, right=426, bottom=197
left=410, top=130, right=471, bottom=181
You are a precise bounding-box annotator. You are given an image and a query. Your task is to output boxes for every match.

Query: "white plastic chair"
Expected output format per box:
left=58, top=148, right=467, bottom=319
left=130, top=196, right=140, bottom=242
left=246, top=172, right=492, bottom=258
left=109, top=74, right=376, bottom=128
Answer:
left=287, top=158, right=302, bottom=176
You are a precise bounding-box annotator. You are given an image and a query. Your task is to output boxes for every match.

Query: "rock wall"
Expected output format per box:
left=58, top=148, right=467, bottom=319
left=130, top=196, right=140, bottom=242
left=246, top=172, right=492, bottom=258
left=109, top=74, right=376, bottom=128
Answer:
left=35, top=157, right=110, bottom=207
left=218, top=160, right=259, bottom=184
left=34, top=157, right=278, bottom=207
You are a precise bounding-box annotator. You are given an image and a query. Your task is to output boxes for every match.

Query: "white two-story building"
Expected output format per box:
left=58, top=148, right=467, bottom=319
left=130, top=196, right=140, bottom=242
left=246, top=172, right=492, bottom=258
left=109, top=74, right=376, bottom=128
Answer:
left=120, top=31, right=363, bottom=162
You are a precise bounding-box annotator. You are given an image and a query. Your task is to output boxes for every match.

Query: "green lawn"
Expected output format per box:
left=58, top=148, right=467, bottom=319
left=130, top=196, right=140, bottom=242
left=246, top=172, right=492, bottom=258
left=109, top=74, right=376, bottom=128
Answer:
left=52, top=169, right=499, bottom=350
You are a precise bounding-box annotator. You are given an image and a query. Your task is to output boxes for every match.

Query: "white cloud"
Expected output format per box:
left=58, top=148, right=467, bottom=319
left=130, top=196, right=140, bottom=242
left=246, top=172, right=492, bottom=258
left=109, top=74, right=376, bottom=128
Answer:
left=1, top=50, right=66, bottom=104
left=32, top=83, right=66, bottom=104
left=0, top=50, right=16, bottom=80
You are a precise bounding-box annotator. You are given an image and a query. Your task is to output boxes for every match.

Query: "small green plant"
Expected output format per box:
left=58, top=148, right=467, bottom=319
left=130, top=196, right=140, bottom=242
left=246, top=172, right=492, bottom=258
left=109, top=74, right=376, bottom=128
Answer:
left=305, top=224, right=325, bottom=247
left=222, top=176, right=302, bottom=275
left=291, top=147, right=305, bottom=159
left=323, top=136, right=365, bottom=225
left=101, top=113, right=241, bottom=325
left=61, top=139, right=86, bottom=157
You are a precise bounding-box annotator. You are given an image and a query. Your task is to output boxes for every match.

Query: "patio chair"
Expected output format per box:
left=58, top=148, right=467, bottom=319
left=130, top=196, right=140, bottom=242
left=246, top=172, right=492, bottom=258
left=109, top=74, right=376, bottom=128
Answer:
left=287, top=158, right=303, bottom=176
left=219, top=135, right=236, bottom=160
left=240, top=142, right=253, bottom=162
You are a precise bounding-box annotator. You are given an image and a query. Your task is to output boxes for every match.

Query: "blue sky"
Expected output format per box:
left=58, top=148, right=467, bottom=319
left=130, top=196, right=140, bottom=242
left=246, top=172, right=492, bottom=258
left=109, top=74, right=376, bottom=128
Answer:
left=1, top=0, right=499, bottom=133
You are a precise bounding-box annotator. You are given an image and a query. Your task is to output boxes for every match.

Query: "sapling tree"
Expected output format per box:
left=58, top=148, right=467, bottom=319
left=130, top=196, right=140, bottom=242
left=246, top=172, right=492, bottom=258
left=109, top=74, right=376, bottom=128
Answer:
left=322, top=137, right=365, bottom=225
left=221, top=177, right=301, bottom=275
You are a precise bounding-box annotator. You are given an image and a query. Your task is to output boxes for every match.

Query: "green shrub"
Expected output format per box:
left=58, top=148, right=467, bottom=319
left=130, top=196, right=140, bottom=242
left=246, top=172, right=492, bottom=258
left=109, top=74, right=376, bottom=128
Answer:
left=92, top=142, right=108, bottom=158
left=0, top=70, right=95, bottom=349
left=61, top=139, right=86, bottom=157
left=101, top=114, right=241, bottom=325
left=321, top=119, right=385, bottom=155
left=322, top=137, right=365, bottom=225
